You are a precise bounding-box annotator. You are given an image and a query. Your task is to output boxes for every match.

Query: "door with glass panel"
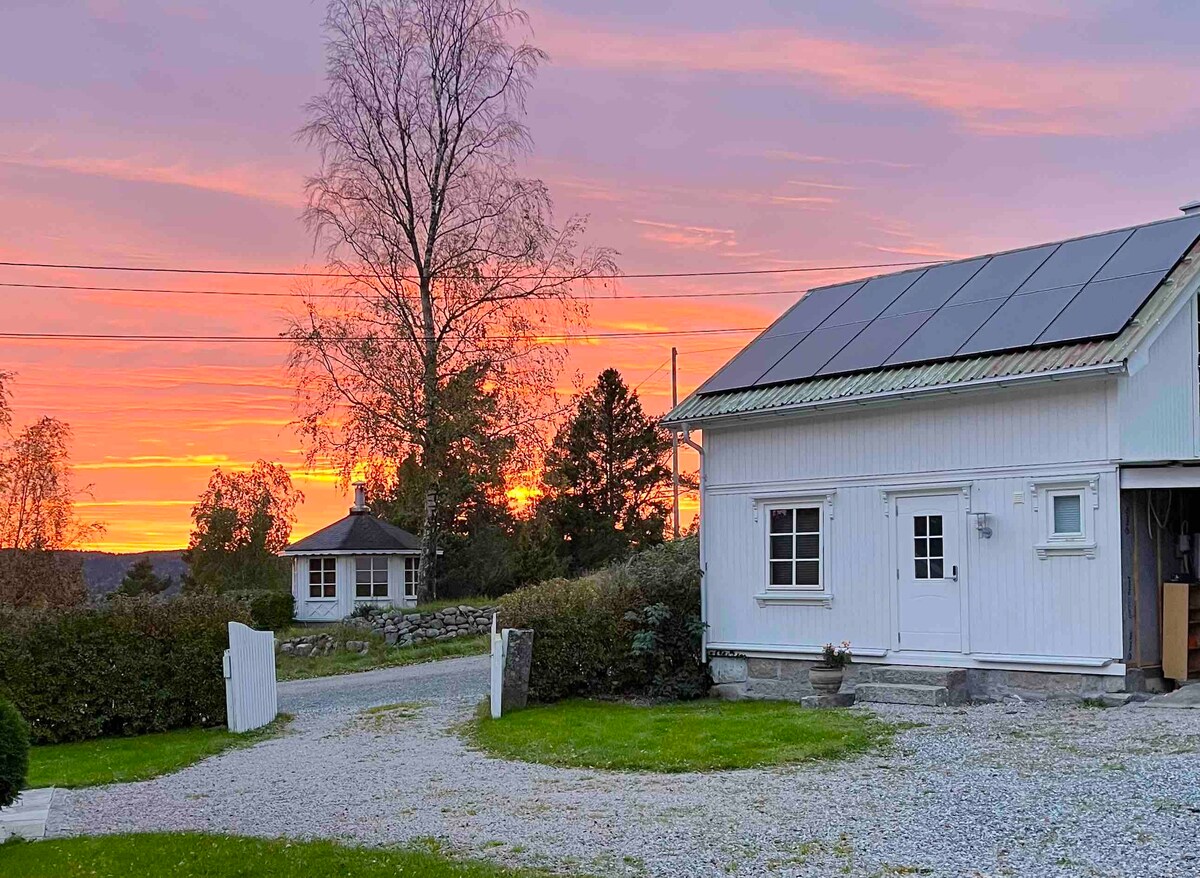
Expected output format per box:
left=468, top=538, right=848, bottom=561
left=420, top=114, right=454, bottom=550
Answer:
left=895, top=493, right=963, bottom=652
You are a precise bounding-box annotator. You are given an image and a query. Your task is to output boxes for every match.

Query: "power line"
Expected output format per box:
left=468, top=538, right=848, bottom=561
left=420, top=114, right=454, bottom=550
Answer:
left=0, top=257, right=941, bottom=281
left=0, top=280, right=819, bottom=301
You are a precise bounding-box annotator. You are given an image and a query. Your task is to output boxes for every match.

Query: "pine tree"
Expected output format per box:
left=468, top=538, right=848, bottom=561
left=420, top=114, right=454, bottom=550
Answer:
left=114, top=558, right=171, bottom=598
left=538, top=369, right=677, bottom=574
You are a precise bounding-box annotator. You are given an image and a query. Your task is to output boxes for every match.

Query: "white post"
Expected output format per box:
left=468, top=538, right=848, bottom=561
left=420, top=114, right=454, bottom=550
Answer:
left=489, top=613, right=506, bottom=719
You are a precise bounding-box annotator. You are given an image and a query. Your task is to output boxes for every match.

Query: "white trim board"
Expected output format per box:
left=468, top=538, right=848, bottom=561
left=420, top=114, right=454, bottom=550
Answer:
left=1120, top=466, right=1200, bottom=489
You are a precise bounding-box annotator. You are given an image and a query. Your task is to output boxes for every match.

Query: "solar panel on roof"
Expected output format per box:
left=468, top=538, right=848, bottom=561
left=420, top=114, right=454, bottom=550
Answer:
left=885, top=299, right=1004, bottom=366
left=882, top=258, right=987, bottom=317
left=1095, top=215, right=1200, bottom=280
left=818, top=310, right=936, bottom=375
left=820, top=270, right=926, bottom=327
left=1036, top=270, right=1170, bottom=345
left=947, top=245, right=1056, bottom=305
left=695, top=333, right=807, bottom=394
left=762, top=281, right=864, bottom=337
left=1015, top=230, right=1131, bottom=293
left=758, top=322, right=867, bottom=384
left=692, top=213, right=1200, bottom=397
left=957, top=286, right=1082, bottom=356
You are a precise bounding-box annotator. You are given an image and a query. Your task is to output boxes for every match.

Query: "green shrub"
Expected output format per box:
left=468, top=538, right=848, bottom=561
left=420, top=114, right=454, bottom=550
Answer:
left=499, top=569, right=640, bottom=702
left=225, top=590, right=294, bottom=631
left=499, top=535, right=708, bottom=702
left=0, top=596, right=250, bottom=744
left=0, top=697, right=29, bottom=807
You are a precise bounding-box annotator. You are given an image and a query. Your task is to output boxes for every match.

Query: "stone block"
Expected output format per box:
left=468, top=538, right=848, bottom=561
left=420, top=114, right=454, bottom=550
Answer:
left=502, top=629, right=534, bottom=713
left=778, top=658, right=814, bottom=681
left=709, top=656, right=748, bottom=684
left=854, top=682, right=949, bottom=707
left=747, top=658, right=780, bottom=680
left=801, top=693, right=855, bottom=708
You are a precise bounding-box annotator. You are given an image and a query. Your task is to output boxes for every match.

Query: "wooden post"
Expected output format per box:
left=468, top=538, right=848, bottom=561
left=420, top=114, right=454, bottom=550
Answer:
left=671, top=346, right=680, bottom=540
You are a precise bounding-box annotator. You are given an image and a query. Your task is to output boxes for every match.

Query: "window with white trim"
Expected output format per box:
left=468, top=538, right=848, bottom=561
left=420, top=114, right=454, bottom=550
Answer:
left=1050, top=492, right=1083, bottom=538
left=1031, top=478, right=1097, bottom=559
left=403, top=557, right=420, bottom=599
left=355, top=556, right=389, bottom=599
left=767, top=505, right=822, bottom=589
left=308, top=557, right=336, bottom=599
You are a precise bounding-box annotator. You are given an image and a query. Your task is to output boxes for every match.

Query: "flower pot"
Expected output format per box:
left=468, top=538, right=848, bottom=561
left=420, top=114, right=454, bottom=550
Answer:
left=808, top=665, right=844, bottom=695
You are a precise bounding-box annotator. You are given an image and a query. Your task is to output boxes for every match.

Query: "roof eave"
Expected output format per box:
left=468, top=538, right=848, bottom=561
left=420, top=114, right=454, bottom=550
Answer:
left=663, top=360, right=1126, bottom=430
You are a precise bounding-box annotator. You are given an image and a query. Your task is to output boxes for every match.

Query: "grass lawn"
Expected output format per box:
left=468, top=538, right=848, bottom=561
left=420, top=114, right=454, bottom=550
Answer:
left=276, top=634, right=489, bottom=681
left=27, top=717, right=290, bottom=789
left=0, top=833, right=567, bottom=878
left=465, top=699, right=896, bottom=772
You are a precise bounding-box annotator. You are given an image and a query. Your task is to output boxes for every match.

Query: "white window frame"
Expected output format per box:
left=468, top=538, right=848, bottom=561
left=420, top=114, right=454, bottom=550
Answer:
left=403, top=556, right=420, bottom=599
left=307, top=557, right=337, bottom=600
left=753, top=493, right=834, bottom=606
left=1031, top=477, right=1098, bottom=559
left=354, top=556, right=389, bottom=600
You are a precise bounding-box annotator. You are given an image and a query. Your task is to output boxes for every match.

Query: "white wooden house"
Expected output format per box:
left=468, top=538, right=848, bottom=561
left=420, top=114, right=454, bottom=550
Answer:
left=666, top=205, right=1200, bottom=702
left=284, top=484, right=422, bottom=622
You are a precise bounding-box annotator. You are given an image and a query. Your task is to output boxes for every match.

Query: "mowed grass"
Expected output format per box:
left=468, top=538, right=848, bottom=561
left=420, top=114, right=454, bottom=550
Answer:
left=275, top=634, right=489, bottom=681
left=27, top=717, right=290, bottom=789
left=0, top=833, right=568, bottom=878
left=465, top=699, right=895, bottom=772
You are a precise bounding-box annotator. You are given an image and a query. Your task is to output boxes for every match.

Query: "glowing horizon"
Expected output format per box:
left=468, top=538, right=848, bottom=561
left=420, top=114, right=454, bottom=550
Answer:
left=3, top=1, right=1199, bottom=551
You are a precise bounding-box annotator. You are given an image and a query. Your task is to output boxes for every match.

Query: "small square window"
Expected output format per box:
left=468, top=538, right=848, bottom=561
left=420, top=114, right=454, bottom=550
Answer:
left=1052, top=493, right=1083, bottom=537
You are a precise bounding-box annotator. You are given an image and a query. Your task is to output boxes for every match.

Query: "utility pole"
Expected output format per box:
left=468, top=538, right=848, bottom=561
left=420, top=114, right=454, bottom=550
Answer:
left=671, top=346, right=680, bottom=540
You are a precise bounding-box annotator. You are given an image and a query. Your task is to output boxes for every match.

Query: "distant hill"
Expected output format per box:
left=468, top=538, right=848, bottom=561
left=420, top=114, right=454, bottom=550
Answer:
left=66, top=550, right=189, bottom=599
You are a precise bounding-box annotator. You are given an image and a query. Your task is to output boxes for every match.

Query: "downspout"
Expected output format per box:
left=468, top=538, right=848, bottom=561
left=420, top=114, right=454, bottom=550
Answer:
left=680, top=427, right=707, bottom=663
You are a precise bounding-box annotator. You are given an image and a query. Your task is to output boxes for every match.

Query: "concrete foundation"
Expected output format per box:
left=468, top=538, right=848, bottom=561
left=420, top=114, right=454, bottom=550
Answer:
left=709, top=654, right=1128, bottom=704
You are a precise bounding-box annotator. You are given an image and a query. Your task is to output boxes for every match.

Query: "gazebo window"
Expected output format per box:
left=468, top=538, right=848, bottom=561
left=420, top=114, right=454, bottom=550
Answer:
left=308, top=557, right=336, bottom=599
left=355, top=556, right=389, bottom=599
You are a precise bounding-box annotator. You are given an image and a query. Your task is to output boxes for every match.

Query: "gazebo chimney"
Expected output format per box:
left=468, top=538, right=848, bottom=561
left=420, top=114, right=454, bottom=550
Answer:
left=350, top=482, right=370, bottom=514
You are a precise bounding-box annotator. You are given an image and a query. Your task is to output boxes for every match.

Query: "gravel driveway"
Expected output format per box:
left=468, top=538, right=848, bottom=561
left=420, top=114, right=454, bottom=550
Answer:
left=50, top=659, right=1200, bottom=878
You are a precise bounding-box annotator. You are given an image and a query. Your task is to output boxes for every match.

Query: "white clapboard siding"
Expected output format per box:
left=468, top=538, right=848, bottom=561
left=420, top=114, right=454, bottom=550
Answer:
left=224, top=622, right=278, bottom=733
left=702, top=378, right=1125, bottom=672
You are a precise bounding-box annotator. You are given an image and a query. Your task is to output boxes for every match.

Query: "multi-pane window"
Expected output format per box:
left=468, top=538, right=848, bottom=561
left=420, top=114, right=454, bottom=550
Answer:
left=308, top=557, right=336, bottom=599
left=913, top=515, right=944, bottom=579
left=404, top=557, right=420, bottom=598
left=1051, top=493, right=1083, bottom=537
left=768, top=506, right=821, bottom=589
left=355, top=556, right=389, bottom=599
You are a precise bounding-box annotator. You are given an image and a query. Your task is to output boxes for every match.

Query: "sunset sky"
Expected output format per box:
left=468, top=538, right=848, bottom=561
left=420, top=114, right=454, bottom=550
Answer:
left=3, top=0, right=1199, bottom=551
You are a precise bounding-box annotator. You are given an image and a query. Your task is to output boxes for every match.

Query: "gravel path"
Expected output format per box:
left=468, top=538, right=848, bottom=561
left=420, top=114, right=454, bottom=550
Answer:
left=50, top=661, right=1200, bottom=878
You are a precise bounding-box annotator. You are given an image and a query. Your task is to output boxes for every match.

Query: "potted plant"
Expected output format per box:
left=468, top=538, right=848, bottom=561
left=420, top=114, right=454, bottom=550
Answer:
left=809, top=641, right=852, bottom=694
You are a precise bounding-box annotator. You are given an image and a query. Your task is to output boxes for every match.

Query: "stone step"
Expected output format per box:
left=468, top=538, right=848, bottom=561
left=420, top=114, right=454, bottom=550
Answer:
left=859, top=666, right=968, bottom=691
left=853, top=682, right=950, bottom=707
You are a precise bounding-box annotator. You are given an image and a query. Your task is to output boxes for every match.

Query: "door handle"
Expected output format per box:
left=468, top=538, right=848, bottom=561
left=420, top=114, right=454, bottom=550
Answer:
left=950, top=565, right=958, bottom=582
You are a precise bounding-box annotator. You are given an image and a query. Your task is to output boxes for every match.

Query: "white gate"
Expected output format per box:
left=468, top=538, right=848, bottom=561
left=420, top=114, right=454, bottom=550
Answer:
left=224, top=621, right=278, bottom=733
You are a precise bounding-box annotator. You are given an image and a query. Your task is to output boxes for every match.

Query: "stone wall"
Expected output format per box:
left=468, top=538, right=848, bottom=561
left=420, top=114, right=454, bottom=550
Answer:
left=278, top=633, right=371, bottom=657
left=345, top=604, right=495, bottom=646
left=710, top=655, right=861, bottom=700
left=276, top=604, right=495, bottom=657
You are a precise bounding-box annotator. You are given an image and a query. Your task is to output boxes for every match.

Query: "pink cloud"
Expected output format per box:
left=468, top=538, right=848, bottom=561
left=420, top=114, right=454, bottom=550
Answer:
left=537, top=15, right=1199, bottom=137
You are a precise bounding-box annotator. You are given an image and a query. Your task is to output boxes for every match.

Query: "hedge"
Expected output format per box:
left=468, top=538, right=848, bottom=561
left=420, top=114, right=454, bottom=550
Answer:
left=499, top=535, right=709, bottom=702
left=225, top=589, right=294, bottom=631
left=0, top=697, right=28, bottom=808
left=0, top=596, right=250, bottom=744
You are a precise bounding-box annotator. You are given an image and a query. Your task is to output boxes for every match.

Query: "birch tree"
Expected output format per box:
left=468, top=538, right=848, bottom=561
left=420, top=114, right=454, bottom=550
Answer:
left=288, top=0, right=614, bottom=601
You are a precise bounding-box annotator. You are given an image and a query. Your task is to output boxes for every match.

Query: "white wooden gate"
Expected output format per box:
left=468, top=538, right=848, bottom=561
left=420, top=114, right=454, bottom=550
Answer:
left=224, top=621, right=278, bottom=733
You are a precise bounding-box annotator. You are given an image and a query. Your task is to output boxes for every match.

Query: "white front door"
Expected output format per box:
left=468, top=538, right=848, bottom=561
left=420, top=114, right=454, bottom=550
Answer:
left=895, top=493, right=963, bottom=653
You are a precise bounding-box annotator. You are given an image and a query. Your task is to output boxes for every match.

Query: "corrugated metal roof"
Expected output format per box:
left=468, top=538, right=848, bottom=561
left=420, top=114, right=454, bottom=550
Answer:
left=666, top=242, right=1199, bottom=426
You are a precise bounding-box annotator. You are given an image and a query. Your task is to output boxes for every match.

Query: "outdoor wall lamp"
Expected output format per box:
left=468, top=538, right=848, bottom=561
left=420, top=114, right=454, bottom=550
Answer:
left=971, top=512, right=993, bottom=539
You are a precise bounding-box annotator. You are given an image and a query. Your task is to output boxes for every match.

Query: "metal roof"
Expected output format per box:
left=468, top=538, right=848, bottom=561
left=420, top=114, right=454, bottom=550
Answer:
left=284, top=511, right=421, bottom=555
left=666, top=232, right=1200, bottom=426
